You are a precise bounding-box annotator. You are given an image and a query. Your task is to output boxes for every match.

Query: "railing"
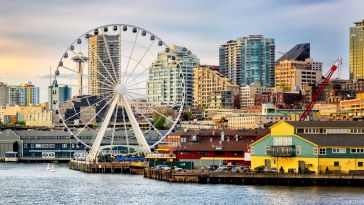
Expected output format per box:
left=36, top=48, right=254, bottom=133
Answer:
left=267, top=146, right=296, bottom=157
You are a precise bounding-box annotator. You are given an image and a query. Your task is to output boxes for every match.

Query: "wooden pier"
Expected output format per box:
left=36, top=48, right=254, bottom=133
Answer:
left=144, top=169, right=364, bottom=186
left=69, top=160, right=143, bottom=174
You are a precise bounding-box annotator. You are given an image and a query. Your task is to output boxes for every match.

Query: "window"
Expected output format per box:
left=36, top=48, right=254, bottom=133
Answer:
left=48, top=144, right=55, bottom=149
left=62, top=144, right=68, bottom=148
left=358, top=162, right=363, bottom=167
left=31, top=144, right=34, bottom=148
left=296, top=145, right=302, bottom=155
left=264, top=146, right=270, bottom=155
left=319, top=148, right=326, bottom=155
left=251, top=147, right=256, bottom=155
left=198, top=151, right=208, bottom=156
left=313, top=148, right=318, bottom=155
left=351, top=148, right=364, bottom=153
left=24, top=144, right=27, bottom=148
left=35, top=144, right=41, bottom=148
left=334, top=161, right=340, bottom=167
left=332, top=148, right=346, bottom=154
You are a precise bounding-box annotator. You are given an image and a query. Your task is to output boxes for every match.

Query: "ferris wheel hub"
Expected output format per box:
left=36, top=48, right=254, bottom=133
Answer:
left=115, top=83, right=127, bottom=95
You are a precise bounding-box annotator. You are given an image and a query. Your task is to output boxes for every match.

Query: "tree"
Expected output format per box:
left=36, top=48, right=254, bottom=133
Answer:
left=154, top=116, right=166, bottom=130
left=183, top=112, right=192, bottom=121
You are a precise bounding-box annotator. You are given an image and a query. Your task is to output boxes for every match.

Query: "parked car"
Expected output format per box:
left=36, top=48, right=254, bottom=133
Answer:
left=241, top=166, right=251, bottom=172
left=156, top=165, right=170, bottom=171
left=268, top=168, right=277, bottom=173
left=173, top=166, right=183, bottom=172
left=208, top=165, right=219, bottom=171
left=215, top=166, right=228, bottom=172
left=231, top=166, right=240, bottom=173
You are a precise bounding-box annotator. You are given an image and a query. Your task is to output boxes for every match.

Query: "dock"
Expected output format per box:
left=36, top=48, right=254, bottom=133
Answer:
left=69, top=160, right=144, bottom=174
left=144, top=169, right=364, bottom=186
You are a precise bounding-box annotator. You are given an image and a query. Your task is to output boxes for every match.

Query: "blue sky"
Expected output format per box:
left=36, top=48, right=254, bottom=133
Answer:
left=0, top=0, right=362, bottom=101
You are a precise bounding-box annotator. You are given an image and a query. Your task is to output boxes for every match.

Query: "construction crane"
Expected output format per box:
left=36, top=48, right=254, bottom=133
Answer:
left=299, top=57, right=342, bottom=121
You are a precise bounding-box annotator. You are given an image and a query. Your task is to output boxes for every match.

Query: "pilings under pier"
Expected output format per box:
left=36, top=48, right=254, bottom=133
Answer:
left=69, top=160, right=143, bottom=174
left=144, top=169, right=364, bottom=186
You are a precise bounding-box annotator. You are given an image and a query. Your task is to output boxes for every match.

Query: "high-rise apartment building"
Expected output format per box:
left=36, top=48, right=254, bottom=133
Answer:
left=275, top=59, right=322, bottom=92
left=48, top=85, right=72, bottom=110
left=88, top=34, right=120, bottom=95
left=219, top=35, right=275, bottom=87
left=8, top=82, right=39, bottom=106
left=147, top=45, right=199, bottom=107
left=0, top=82, right=9, bottom=106
left=350, top=20, right=364, bottom=80
left=193, top=65, right=240, bottom=108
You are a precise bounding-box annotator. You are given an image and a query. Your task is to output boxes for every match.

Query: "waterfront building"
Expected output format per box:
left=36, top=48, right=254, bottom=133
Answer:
left=250, top=121, right=364, bottom=174
left=275, top=59, right=322, bottom=92
left=313, top=103, right=338, bottom=120
left=88, top=34, right=120, bottom=95
left=0, top=82, right=9, bottom=106
left=227, top=114, right=291, bottom=130
left=162, top=129, right=268, bottom=166
left=349, top=20, right=364, bottom=80
left=48, top=85, right=71, bottom=110
left=193, top=65, right=240, bottom=109
left=219, top=35, right=275, bottom=87
left=147, top=45, right=199, bottom=107
left=0, top=129, right=161, bottom=161
left=240, top=83, right=274, bottom=108
left=276, top=43, right=310, bottom=64
left=8, top=82, right=39, bottom=106
left=342, top=80, right=364, bottom=94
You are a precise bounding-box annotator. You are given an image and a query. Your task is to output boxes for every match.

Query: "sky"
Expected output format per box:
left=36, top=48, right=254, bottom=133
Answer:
left=0, top=0, right=363, bottom=102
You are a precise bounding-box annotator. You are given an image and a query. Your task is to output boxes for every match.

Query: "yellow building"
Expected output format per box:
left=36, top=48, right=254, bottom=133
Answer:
left=331, top=93, right=364, bottom=120
left=227, top=114, right=291, bottom=129
left=250, top=121, right=364, bottom=174
left=275, top=59, right=322, bottom=92
left=193, top=65, right=240, bottom=108
left=350, top=19, right=364, bottom=80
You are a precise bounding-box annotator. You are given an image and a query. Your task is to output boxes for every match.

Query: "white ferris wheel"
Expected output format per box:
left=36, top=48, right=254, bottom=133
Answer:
left=51, top=24, right=185, bottom=162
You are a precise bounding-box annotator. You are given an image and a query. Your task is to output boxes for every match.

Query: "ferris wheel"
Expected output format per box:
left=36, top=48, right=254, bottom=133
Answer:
left=51, top=24, right=185, bottom=162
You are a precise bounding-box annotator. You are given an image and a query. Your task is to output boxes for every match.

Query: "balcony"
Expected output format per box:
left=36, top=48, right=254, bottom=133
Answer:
left=267, top=146, right=296, bottom=157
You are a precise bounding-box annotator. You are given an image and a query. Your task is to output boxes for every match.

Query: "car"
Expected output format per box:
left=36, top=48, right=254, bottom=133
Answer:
left=231, top=166, right=240, bottom=173
left=173, top=166, right=183, bottom=172
left=241, top=166, right=251, bottom=172
left=268, top=168, right=277, bottom=173
left=215, top=166, right=228, bottom=172
left=208, top=165, right=219, bottom=171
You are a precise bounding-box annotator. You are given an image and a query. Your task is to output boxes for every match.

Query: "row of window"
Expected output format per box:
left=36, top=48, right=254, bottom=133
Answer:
left=333, top=161, right=363, bottom=167
left=315, top=148, right=364, bottom=155
left=24, top=144, right=80, bottom=149
left=299, top=128, right=364, bottom=134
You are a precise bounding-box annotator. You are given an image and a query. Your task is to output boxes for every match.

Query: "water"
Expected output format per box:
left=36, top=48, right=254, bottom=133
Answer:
left=0, top=163, right=363, bottom=205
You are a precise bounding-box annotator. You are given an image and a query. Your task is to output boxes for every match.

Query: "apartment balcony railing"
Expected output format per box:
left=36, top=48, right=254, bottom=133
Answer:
left=267, top=145, right=296, bottom=157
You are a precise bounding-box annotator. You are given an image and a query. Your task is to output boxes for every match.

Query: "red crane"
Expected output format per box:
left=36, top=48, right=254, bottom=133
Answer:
left=299, top=57, right=342, bottom=121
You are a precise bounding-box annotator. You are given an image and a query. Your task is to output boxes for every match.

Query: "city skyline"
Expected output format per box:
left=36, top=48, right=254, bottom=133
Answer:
left=0, top=0, right=363, bottom=102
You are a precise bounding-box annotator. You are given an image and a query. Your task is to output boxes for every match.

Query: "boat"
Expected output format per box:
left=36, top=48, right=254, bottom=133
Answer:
left=50, top=164, right=55, bottom=172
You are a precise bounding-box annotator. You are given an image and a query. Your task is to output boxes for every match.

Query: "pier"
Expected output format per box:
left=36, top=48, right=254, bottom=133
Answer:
left=68, top=160, right=144, bottom=174
left=144, top=169, right=364, bottom=186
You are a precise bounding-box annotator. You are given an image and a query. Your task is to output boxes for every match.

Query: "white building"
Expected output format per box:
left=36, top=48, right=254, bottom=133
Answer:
left=240, top=83, right=274, bottom=108
left=147, top=45, right=199, bottom=107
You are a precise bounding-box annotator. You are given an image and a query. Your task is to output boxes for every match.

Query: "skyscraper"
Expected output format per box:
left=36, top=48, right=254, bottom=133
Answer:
left=48, top=85, right=72, bottom=110
left=147, top=45, right=199, bottom=107
left=88, top=34, right=120, bottom=95
left=276, top=43, right=310, bottom=64
left=350, top=20, right=364, bottom=80
left=219, top=35, right=275, bottom=87
left=8, top=82, right=39, bottom=106
left=0, top=82, right=9, bottom=106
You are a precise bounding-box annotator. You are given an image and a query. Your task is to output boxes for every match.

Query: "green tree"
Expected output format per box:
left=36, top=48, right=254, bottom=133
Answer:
left=183, top=112, right=192, bottom=121
left=154, top=116, right=166, bottom=130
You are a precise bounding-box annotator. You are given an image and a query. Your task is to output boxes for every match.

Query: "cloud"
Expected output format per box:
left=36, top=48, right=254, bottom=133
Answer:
left=0, top=0, right=362, bottom=101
